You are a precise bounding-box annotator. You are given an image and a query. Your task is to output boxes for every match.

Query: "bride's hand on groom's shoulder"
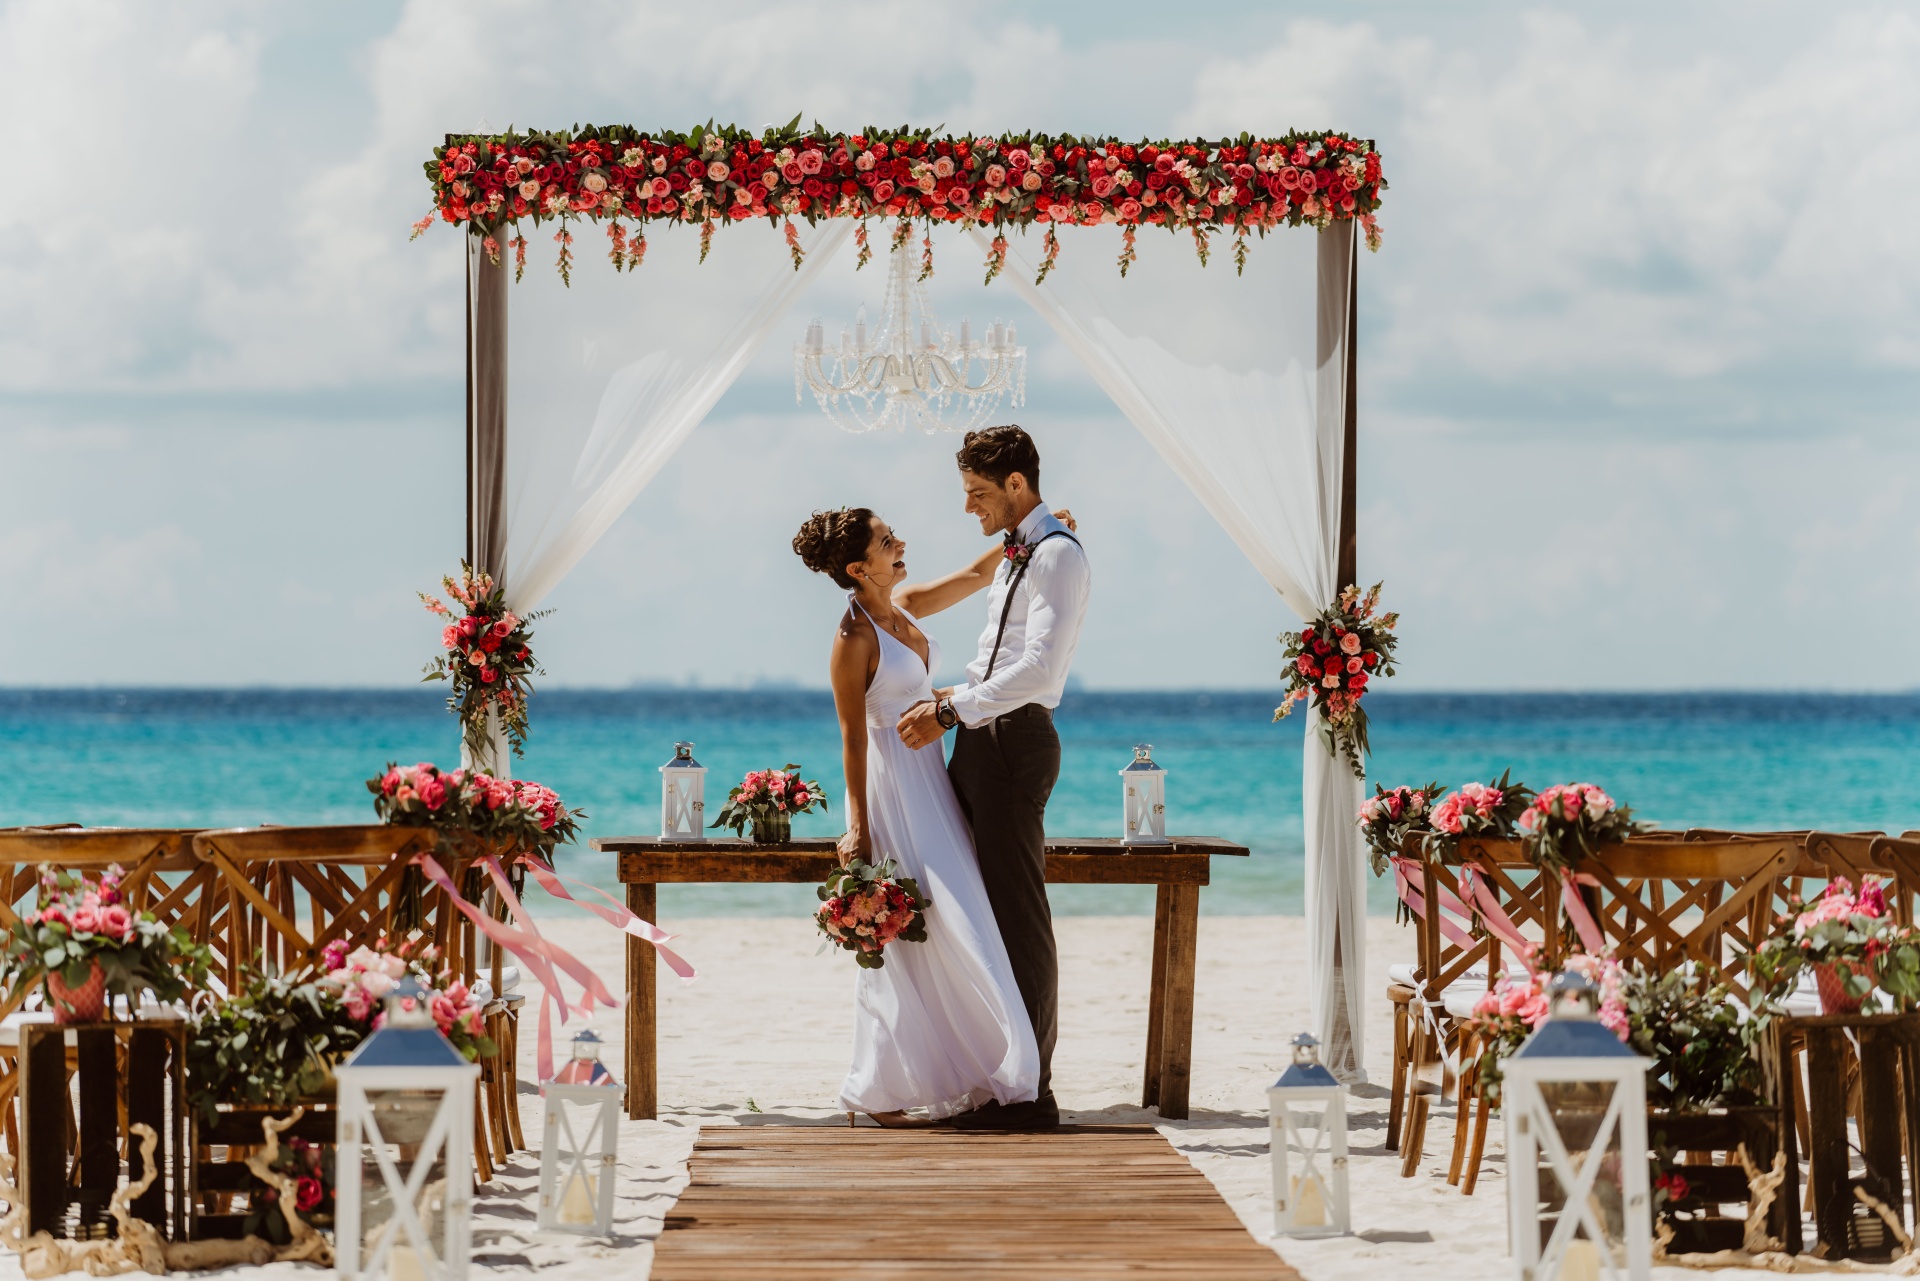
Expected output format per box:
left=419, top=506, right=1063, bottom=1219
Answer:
left=1052, top=508, right=1076, bottom=532
left=837, top=827, right=870, bottom=865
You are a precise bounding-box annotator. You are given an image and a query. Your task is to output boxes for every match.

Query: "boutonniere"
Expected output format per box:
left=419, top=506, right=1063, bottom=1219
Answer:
left=1003, top=539, right=1034, bottom=571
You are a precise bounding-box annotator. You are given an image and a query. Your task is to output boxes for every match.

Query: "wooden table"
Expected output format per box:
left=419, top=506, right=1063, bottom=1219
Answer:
left=593, top=835, right=1248, bottom=1123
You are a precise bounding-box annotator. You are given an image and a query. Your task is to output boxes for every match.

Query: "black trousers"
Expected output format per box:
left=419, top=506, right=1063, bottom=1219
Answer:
left=948, top=703, right=1061, bottom=1097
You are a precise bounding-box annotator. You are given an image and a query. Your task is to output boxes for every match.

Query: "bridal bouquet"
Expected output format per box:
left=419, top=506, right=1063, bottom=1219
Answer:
left=1356, top=782, right=1444, bottom=876
left=1516, top=782, right=1647, bottom=873
left=710, top=764, right=828, bottom=843
left=1273, top=582, right=1399, bottom=776
left=816, top=858, right=930, bottom=969
left=420, top=563, right=548, bottom=761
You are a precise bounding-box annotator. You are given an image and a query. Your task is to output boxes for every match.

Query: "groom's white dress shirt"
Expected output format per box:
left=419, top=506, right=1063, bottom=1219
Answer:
left=948, top=505, right=1091, bottom=729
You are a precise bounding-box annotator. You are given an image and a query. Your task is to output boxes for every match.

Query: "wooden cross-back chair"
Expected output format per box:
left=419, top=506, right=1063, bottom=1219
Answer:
left=1576, top=835, right=1800, bottom=1005
left=189, top=825, right=524, bottom=1181
left=1390, top=836, right=1562, bottom=1180
left=189, top=825, right=472, bottom=987
left=0, top=828, right=215, bottom=1158
left=1446, top=834, right=1799, bottom=1198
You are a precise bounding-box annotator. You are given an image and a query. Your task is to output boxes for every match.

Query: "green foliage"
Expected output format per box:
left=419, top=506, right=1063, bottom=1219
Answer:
left=185, top=967, right=367, bottom=1127
left=1620, top=967, right=1769, bottom=1112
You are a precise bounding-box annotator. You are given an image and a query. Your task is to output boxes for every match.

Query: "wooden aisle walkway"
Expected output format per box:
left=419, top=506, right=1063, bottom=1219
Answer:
left=652, top=1124, right=1301, bottom=1280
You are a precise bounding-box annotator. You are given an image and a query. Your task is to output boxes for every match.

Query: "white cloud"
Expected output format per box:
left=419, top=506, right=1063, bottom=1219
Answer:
left=2, top=1, right=1917, bottom=688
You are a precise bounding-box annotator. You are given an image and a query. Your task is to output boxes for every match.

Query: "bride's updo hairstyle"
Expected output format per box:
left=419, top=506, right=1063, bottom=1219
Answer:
left=793, top=507, right=877, bottom=589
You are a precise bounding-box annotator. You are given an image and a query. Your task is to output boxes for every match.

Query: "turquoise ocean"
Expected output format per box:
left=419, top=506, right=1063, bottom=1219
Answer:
left=3, top=689, right=1917, bottom=917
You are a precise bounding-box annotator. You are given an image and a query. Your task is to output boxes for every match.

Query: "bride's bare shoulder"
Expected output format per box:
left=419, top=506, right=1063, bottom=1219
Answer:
left=833, top=603, right=877, bottom=650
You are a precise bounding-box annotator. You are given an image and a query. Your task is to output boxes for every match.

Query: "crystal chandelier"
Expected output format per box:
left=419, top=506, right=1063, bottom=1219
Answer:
left=794, top=238, right=1026, bottom=434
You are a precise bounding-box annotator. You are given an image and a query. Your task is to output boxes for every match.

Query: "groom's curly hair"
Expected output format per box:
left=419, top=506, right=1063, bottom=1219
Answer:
left=956, top=425, right=1040, bottom=494
left=793, top=508, right=877, bottom=590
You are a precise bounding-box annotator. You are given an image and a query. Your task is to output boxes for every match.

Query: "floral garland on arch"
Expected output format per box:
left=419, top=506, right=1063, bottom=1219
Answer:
left=413, top=120, right=1385, bottom=284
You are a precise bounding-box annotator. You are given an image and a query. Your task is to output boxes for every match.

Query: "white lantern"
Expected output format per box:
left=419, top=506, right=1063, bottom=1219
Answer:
left=336, top=977, right=481, bottom=1281
left=1268, top=1032, right=1350, bottom=1238
left=538, top=1030, right=623, bottom=1237
left=1120, top=743, right=1169, bottom=845
left=660, top=741, right=707, bottom=840
left=1503, top=972, right=1653, bottom=1281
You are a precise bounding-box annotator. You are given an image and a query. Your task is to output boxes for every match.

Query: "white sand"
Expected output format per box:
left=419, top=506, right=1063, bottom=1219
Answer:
left=0, top=915, right=1803, bottom=1279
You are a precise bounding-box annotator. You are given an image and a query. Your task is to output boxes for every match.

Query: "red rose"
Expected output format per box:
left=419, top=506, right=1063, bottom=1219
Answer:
left=1363, top=652, right=1377, bottom=667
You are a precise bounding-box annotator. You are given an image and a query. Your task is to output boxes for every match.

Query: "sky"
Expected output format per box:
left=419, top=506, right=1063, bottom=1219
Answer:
left=2, top=0, right=1917, bottom=692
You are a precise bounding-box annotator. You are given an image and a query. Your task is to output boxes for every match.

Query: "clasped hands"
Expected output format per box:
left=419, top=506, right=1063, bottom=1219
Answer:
left=897, top=690, right=950, bottom=751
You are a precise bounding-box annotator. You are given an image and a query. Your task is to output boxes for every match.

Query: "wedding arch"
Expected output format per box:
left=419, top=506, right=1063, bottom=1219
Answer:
left=416, top=121, right=1387, bottom=1081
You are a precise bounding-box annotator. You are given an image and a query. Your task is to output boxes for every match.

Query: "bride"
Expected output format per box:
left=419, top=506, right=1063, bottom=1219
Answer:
left=792, top=506, right=1055, bottom=1127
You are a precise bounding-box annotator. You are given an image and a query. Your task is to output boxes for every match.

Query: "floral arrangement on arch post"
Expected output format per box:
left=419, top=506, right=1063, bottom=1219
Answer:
left=416, top=122, right=1387, bottom=286
left=1751, top=876, right=1920, bottom=1015
left=1273, top=582, right=1400, bottom=777
left=2, top=865, right=210, bottom=1024
left=710, top=765, right=828, bottom=843
left=420, top=563, right=548, bottom=763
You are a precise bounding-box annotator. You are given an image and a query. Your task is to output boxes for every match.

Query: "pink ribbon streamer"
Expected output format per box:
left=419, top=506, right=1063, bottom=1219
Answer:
left=1457, top=864, right=1537, bottom=961
left=518, top=855, right=697, bottom=983
left=414, top=853, right=618, bottom=1083
left=1390, top=856, right=1477, bottom=950
left=1561, top=872, right=1606, bottom=954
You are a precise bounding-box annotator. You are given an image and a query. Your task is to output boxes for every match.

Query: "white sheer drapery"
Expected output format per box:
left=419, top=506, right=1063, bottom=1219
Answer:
left=978, top=223, right=1368, bottom=1080
left=501, top=220, right=854, bottom=614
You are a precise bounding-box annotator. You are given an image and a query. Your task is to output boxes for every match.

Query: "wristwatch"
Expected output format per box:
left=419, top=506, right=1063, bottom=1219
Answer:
left=935, top=696, right=958, bottom=730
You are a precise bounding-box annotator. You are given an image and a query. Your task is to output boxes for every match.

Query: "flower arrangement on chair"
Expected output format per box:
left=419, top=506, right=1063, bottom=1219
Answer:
left=1516, top=782, right=1648, bottom=873
left=1273, top=582, right=1400, bottom=777
left=710, top=765, right=829, bottom=843
left=368, top=761, right=584, bottom=858
left=1356, top=782, right=1443, bottom=877
left=1421, top=770, right=1535, bottom=856
left=419, top=563, right=549, bottom=761
left=1751, top=876, right=1920, bottom=1015
left=2, top=865, right=209, bottom=1023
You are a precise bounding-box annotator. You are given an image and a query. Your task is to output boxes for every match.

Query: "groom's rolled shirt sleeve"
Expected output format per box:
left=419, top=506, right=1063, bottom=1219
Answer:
left=948, top=545, right=1091, bottom=729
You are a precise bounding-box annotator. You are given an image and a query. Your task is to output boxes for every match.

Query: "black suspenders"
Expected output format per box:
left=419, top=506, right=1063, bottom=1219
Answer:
left=982, top=529, right=1081, bottom=683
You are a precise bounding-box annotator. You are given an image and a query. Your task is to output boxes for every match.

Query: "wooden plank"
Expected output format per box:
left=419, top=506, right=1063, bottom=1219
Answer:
left=1805, top=1026, right=1854, bottom=1256
left=611, top=847, right=1226, bottom=885
left=627, top=881, right=657, bottom=1121
left=651, top=1125, right=1298, bottom=1280
left=1156, top=883, right=1200, bottom=1121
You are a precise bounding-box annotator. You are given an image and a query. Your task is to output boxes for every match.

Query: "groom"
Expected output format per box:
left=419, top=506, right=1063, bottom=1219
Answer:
left=897, top=425, right=1091, bottom=1130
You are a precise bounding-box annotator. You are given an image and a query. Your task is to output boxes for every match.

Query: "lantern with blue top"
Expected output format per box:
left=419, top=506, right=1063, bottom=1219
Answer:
left=1502, top=970, right=1653, bottom=1281
left=1268, top=1031, right=1349, bottom=1238
left=335, top=976, right=481, bottom=1281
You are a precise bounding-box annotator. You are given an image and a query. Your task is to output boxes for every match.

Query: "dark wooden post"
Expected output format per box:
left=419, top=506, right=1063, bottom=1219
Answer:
left=1336, top=231, right=1358, bottom=590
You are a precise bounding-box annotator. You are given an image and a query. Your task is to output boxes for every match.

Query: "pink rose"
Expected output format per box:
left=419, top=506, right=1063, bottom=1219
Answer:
left=1091, top=175, right=1116, bottom=198
left=1321, top=674, right=1339, bottom=689
left=70, top=905, right=100, bottom=933
left=98, top=904, right=133, bottom=940
left=1860, top=878, right=1888, bottom=918
left=798, top=150, right=825, bottom=175
left=37, top=905, right=67, bottom=927
left=418, top=776, right=447, bottom=811
left=1340, top=633, right=1362, bottom=655
left=1346, top=657, right=1363, bottom=674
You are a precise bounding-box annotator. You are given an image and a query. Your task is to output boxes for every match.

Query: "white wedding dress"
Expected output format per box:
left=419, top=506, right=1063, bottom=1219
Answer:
left=837, top=598, right=1040, bottom=1119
